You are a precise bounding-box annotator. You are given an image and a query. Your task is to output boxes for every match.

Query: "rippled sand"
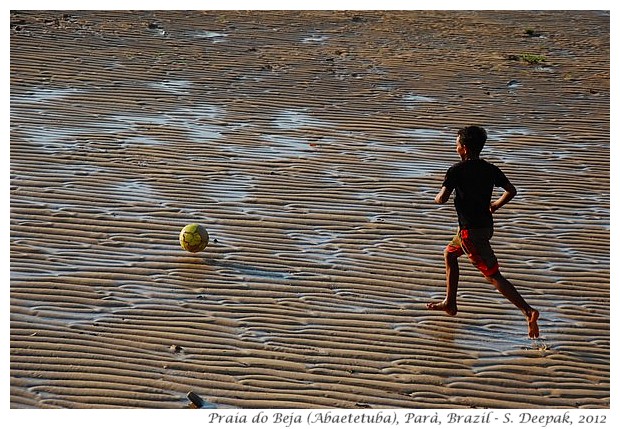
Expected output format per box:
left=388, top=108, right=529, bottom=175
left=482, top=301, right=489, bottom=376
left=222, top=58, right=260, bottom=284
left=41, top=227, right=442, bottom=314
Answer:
left=10, top=10, right=609, bottom=408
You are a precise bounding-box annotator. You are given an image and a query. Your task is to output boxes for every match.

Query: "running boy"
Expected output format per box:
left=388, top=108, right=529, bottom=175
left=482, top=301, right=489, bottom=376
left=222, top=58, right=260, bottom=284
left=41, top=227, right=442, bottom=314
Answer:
left=427, top=126, right=539, bottom=338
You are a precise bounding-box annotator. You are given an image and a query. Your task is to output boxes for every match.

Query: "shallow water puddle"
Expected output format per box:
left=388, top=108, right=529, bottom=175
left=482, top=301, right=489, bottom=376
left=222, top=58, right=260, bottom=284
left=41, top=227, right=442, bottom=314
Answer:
left=14, top=97, right=226, bottom=152
left=11, top=86, right=84, bottom=104
left=33, top=305, right=109, bottom=324
left=488, top=126, right=534, bottom=140
left=261, top=134, right=316, bottom=157
left=186, top=124, right=223, bottom=141
left=380, top=159, right=434, bottom=178
left=534, top=65, right=555, bottom=73
left=402, top=93, right=437, bottom=108
left=122, top=135, right=166, bottom=146
left=16, top=125, right=81, bottom=153
left=148, top=79, right=192, bottom=94
left=399, top=128, right=452, bottom=141
left=174, top=105, right=222, bottom=120
left=190, top=30, right=228, bottom=42
left=302, top=33, right=328, bottom=44
left=111, top=106, right=225, bottom=142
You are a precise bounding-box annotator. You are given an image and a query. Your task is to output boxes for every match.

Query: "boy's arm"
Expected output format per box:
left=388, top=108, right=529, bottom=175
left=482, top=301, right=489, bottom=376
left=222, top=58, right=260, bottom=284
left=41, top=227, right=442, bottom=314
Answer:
left=490, top=181, right=517, bottom=213
left=435, top=186, right=451, bottom=204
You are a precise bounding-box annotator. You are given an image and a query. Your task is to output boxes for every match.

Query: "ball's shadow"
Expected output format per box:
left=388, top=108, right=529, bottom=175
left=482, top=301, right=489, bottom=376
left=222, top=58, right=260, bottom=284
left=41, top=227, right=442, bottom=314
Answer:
left=202, top=255, right=289, bottom=280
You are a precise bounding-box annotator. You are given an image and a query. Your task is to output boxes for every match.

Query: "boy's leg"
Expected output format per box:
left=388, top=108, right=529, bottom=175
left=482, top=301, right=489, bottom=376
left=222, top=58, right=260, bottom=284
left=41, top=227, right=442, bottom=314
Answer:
left=486, top=271, right=539, bottom=338
left=461, top=228, right=540, bottom=338
left=427, top=233, right=463, bottom=315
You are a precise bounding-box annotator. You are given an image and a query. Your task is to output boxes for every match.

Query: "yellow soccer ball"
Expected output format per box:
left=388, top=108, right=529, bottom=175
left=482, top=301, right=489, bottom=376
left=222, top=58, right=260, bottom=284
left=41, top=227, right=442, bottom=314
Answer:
left=179, top=223, right=209, bottom=253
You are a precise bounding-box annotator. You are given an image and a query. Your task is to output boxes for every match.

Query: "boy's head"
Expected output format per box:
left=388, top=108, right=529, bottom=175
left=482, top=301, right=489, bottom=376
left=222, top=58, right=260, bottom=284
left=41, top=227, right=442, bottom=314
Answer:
left=457, top=126, right=487, bottom=158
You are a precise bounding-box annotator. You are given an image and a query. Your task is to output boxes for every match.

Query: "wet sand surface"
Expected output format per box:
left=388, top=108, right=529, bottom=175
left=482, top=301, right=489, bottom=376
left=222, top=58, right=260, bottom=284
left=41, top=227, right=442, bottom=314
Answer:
left=10, top=11, right=609, bottom=408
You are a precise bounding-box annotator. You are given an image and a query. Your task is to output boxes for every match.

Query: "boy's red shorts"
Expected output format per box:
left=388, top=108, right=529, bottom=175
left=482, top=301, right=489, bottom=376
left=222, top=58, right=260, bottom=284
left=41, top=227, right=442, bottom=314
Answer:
left=446, top=227, right=499, bottom=277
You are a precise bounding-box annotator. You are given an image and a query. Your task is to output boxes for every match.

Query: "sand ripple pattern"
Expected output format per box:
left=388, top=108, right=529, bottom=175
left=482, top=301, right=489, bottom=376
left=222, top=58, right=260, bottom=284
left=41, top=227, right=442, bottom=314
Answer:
left=11, top=11, right=609, bottom=408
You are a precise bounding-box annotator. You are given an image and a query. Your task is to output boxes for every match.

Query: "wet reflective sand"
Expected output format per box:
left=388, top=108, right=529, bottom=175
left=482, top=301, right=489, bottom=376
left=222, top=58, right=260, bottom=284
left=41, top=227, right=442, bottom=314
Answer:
left=10, top=11, right=609, bottom=408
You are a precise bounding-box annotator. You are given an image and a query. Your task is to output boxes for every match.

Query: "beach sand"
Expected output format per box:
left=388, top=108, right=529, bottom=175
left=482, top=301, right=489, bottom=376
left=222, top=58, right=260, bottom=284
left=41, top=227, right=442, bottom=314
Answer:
left=10, top=10, right=609, bottom=409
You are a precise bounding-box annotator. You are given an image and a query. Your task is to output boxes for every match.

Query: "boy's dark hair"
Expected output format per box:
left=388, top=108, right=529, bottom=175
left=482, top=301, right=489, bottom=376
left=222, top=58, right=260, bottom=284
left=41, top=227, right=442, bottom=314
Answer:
left=457, top=126, right=487, bottom=156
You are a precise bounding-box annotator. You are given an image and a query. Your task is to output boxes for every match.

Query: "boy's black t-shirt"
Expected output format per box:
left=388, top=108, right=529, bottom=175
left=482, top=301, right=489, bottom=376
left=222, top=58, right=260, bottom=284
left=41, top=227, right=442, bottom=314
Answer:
left=442, top=158, right=510, bottom=229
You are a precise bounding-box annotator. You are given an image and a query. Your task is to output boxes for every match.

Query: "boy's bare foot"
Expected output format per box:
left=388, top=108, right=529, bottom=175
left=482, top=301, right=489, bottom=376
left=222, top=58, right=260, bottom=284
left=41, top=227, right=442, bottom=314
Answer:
left=527, top=309, right=539, bottom=339
left=426, top=300, right=457, bottom=316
